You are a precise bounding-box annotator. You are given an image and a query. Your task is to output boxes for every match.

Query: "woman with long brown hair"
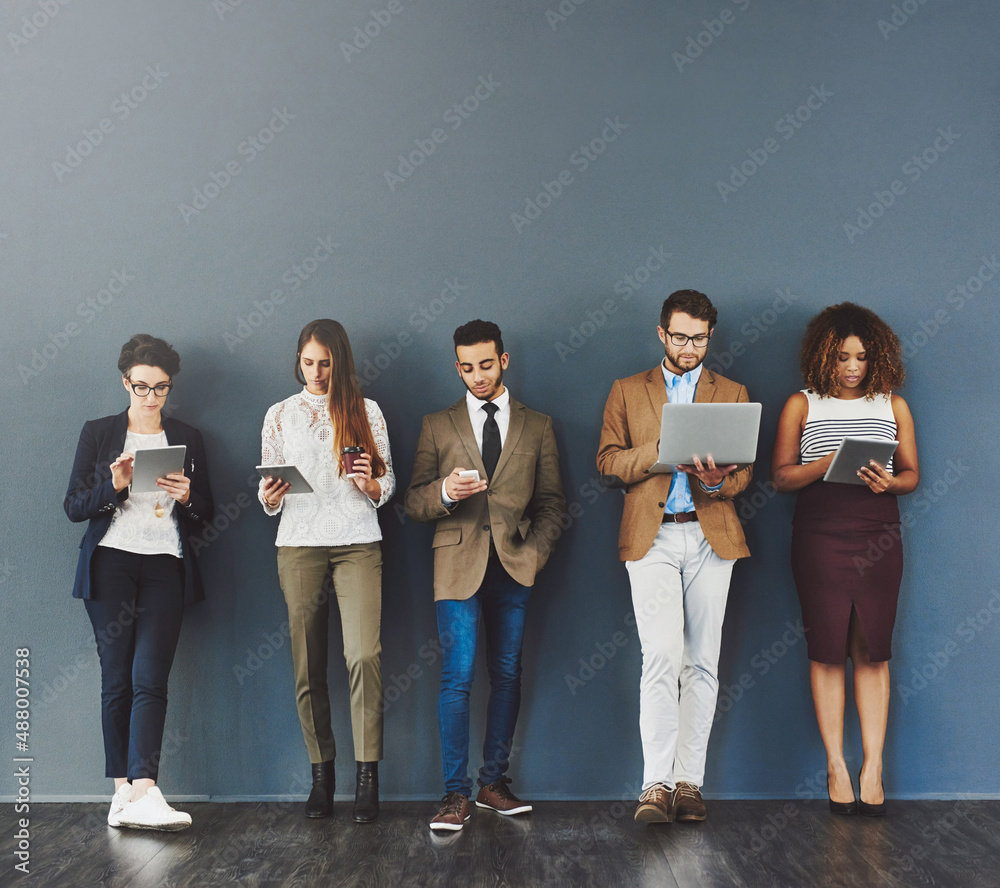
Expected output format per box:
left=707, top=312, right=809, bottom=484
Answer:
left=259, top=319, right=395, bottom=822
left=772, top=303, right=918, bottom=817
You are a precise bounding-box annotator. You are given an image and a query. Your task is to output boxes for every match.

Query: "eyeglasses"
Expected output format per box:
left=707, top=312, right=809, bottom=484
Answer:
left=665, top=331, right=710, bottom=348
left=128, top=381, right=172, bottom=397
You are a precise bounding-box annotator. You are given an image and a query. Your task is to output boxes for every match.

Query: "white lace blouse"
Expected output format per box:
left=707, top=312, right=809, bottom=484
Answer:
left=258, top=389, right=395, bottom=547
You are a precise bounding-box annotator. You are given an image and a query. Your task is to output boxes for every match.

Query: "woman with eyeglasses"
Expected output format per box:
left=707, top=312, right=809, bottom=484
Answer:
left=64, top=334, right=214, bottom=831
left=259, top=319, right=395, bottom=822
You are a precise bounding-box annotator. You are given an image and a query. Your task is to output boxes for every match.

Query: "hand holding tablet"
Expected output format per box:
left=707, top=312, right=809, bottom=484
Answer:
left=131, top=446, right=186, bottom=494
left=823, top=438, right=899, bottom=487
left=258, top=465, right=314, bottom=508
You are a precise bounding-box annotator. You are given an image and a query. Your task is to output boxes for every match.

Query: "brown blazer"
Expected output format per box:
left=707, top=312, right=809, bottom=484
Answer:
left=404, top=396, right=568, bottom=601
left=597, top=365, right=753, bottom=562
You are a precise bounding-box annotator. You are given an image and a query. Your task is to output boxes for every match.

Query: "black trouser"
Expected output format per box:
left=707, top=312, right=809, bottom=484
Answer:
left=84, top=548, right=184, bottom=780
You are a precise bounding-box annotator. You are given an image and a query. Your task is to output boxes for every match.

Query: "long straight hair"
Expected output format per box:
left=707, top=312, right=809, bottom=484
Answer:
left=295, top=319, right=387, bottom=478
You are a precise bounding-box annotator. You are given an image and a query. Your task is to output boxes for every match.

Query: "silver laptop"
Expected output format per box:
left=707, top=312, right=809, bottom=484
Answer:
left=648, top=403, right=762, bottom=474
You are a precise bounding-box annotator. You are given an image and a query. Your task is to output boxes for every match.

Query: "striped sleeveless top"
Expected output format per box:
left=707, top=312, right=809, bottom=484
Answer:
left=799, top=389, right=896, bottom=472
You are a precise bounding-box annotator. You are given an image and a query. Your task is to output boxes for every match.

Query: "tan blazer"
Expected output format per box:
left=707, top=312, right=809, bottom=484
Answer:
left=404, top=396, right=567, bottom=601
left=597, top=366, right=753, bottom=562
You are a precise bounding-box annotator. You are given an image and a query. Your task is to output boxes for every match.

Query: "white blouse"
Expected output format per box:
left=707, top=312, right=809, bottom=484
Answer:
left=98, top=430, right=183, bottom=558
left=258, top=389, right=395, bottom=547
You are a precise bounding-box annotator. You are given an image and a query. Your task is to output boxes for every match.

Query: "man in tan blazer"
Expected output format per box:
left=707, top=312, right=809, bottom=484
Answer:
left=405, top=320, right=566, bottom=832
left=597, top=290, right=752, bottom=825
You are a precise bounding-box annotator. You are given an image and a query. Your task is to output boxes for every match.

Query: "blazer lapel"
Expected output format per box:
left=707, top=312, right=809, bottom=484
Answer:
left=645, top=366, right=669, bottom=418
left=113, top=410, right=129, bottom=453
left=448, top=400, right=486, bottom=475
left=491, top=398, right=525, bottom=482
left=695, top=368, right=718, bottom=403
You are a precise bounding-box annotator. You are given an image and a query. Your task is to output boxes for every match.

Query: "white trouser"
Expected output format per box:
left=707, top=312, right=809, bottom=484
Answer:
left=626, top=521, right=735, bottom=791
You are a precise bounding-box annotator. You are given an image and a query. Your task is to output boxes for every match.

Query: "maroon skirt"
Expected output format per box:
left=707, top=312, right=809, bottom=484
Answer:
left=791, top=480, right=902, bottom=664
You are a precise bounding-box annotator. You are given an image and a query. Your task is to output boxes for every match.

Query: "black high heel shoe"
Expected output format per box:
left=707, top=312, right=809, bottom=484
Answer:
left=858, top=768, right=886, bottom=817
left=827, top=774, right=858, bottom=815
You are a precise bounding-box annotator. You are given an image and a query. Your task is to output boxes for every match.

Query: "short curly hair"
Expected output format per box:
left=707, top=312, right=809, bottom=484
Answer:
left=454, top=319, right=504, bottom=358
left=118, top=334, right=181, bottom=378
left=799, top=303, right=903, bottom=398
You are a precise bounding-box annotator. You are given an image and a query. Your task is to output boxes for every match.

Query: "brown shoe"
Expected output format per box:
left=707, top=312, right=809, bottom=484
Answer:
left=673, top=782, right=707, bottom=822
left=475, top=778, right=532, bottom=815
left=430, top=792, right=471, bottom=832
left=634, top=783, right=672, bottom=823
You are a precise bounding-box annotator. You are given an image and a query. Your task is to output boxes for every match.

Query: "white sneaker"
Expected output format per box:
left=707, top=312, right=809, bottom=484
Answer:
left=116, top=787, right=192, bottom=831
left=108, top=783, right=132, bottom=827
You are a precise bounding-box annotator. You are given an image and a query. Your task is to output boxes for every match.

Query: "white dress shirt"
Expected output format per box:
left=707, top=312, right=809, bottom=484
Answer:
left=441, top=388, right=511, bottom=504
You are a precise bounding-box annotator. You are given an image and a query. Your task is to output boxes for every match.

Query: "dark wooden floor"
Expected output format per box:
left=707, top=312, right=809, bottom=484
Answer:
left=5, top=799, right=1000, bottom=887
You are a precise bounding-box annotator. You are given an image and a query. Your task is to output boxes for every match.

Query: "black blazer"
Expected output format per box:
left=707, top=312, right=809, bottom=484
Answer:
left=64, top=410, right=214, bottom=603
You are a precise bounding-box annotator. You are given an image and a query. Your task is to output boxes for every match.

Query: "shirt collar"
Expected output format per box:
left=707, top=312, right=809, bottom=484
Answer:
left=466, top=387, right=510, bottom=414
left=661, top=361, right=703, bottom=389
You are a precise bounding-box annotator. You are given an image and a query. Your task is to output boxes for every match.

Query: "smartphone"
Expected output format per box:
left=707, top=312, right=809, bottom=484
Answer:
left=458, top=470, right=480, bottom=481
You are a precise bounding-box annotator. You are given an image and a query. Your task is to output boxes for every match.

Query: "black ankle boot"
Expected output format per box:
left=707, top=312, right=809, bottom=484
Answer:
left=305, top=761, right=334, bottom=818
left=352, top=761, right=379, bottom=823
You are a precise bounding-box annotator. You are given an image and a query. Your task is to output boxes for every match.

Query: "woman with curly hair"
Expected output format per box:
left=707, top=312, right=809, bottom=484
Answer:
left=772, top=304, right=919, bottom=817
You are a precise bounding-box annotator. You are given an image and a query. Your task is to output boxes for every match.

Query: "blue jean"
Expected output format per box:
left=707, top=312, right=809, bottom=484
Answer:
left=84, top=548, right=185, bottom=780
left=436, top=556, right=531, bottom=796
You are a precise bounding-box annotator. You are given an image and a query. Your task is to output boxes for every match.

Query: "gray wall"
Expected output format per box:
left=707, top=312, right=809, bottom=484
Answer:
left=3, top=0, right=998, bottom=802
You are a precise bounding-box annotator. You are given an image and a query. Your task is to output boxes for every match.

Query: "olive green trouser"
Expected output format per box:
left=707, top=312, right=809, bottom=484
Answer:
left=277, top=543, right=383, bottom=763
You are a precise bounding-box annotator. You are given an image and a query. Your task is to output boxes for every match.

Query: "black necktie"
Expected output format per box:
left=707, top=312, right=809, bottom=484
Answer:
left=482, top=402, right=501, bottom=481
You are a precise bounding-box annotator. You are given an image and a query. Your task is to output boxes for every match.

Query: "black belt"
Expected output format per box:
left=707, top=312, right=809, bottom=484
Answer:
left=662, top=511, right=698, bottom=524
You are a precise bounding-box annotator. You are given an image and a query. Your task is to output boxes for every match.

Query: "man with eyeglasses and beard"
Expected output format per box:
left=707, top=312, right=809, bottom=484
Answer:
left=597, top=290, right=753, bottom=825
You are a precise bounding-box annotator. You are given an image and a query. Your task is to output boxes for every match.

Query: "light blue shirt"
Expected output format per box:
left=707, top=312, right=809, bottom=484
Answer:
left=661, top=362, right=721, bottom=514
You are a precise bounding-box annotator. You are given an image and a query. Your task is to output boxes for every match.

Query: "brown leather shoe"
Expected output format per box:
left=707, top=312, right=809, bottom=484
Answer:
left=430, top=792, right=471, bottom=831
left=476, top=778, right=532, bottom=815
left=634, top=783, right=672, bottom=823
left=673, top=782, right=707, bottom=822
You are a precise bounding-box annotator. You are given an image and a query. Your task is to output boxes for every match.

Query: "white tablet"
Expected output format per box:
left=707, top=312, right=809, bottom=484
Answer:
left=648, top=403, right=762, bottom=474
left=131, top=445, right=187, bottom=494
left=823, top=438, right=899, bottom=485
left=257, top=464, right=315, bottom=494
